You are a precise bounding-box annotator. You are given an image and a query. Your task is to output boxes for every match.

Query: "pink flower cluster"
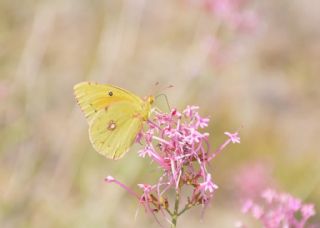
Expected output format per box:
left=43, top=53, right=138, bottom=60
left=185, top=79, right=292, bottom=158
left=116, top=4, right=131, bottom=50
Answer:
left=242, top=188, right=316, bottom=228
left=106, top=106, right=240, bottom=221
left=138, top=105, right=213, bottom=194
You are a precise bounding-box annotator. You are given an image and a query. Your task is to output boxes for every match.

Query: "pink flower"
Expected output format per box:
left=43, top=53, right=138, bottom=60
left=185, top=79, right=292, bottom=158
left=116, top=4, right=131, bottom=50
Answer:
left=301, top=204, right=316, bottom=219
left=225, top=131, right=240, bottom=144
left=105, top=175, right=115, bottom=182
left=207, top=130, right=241, bottom=161
left=138, top=184, right=155, bottom=203
left=104, top=176, right=140, bottom=199
left=105, top=106, right=240, bottom=224
left=287, top=196, right=301, bottom=211
left=251, top=205, right=263, bottom=219
left=199, top=174, right=218, bottom=193
left=183, top=105, right=199, bottom=117
left=261, top=188, right=276, bottom=204
left=242, top=200, right=253, bottom=213
left=241, top=188, right=317, bottom=228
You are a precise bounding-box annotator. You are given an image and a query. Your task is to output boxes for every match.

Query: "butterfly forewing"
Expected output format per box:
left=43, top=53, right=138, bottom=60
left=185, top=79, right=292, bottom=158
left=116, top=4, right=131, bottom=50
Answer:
left=74, top=82, right=143, bottom=122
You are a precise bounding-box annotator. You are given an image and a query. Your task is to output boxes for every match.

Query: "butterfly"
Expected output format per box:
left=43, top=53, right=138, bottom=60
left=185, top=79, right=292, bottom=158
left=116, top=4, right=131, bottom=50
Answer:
left=74, top=82, right=154, bottom=160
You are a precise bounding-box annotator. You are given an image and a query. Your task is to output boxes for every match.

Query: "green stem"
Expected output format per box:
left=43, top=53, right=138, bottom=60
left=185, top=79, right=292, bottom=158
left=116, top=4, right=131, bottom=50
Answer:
left=178, top=204, right=191, bottom=216
left=178, top=201, right=200, bottom=216
left=165, top=208, right=173, bottom=217
left=171, top=190, right=180, bottom=228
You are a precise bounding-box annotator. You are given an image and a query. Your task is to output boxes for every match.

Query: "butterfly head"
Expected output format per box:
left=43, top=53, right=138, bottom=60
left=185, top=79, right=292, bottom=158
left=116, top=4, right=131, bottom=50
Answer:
left=147, top=95, right=155, bottom=105
left=140, top=96, right=154, bottom=120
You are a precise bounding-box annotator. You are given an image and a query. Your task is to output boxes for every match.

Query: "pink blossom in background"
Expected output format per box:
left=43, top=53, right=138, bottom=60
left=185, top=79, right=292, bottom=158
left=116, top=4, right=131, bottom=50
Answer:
left=200, top=36, right=228, bottom=68
left=105, top=106, right=240, bottom=224
left=186, top=0, right=261, bottom=69
left=0, top=81, right=10, bottom=101
left=234, top=162, right=274, bottom=199
left=242, top=188, right=316, bottom=228
left=205, top=0, right=259, bottom=32
left=187, top=0, right=259, bottom=32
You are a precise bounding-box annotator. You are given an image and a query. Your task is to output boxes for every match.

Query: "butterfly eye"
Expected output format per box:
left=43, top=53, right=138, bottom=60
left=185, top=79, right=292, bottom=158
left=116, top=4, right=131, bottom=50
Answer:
left=147, top=96, right=154, bottom=104
left=108, top=91, right=113, bottom=96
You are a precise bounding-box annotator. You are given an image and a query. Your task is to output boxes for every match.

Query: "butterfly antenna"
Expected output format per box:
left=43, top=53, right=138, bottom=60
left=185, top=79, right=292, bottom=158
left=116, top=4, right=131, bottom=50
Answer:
left=151, top=82, right=173, bottom=95
left=155, top=93, right=171, bottom=112
left=147, top=81, right=160, bottom=96
left=150, top=83, right=173, bottom=112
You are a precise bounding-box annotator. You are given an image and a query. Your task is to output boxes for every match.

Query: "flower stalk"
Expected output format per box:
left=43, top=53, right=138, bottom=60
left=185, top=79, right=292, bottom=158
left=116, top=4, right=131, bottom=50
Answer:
left=171, top=189, right=180, bottom=228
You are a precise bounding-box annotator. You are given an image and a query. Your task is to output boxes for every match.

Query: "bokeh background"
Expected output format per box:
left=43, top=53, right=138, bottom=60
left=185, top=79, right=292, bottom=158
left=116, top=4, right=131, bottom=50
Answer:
left=1, top=0, right=319, bottom=227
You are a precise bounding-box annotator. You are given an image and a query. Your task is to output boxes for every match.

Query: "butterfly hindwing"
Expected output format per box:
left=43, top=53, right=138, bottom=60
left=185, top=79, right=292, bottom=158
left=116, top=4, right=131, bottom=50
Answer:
left=74, top=82, right=143, bottom=122
left=88, top=101, right=143, bottom=159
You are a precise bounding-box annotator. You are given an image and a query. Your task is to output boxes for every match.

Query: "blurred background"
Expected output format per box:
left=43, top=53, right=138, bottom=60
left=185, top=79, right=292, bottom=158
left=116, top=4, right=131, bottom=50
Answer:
left=1, top=0, right=319, bottom=227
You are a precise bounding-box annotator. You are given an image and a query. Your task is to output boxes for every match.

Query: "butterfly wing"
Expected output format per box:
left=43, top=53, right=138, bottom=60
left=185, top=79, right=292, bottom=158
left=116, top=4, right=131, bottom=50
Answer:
left=74, top=82, right=143, bottom=122
left=88, top=101, right=143, bottom=159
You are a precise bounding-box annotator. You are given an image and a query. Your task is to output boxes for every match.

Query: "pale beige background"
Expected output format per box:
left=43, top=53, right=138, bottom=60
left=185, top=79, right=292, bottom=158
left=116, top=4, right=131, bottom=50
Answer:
left=1, top=0, right=319, bottom=227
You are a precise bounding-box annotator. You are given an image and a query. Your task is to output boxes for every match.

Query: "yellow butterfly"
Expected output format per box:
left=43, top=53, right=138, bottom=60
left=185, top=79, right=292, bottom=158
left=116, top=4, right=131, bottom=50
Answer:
left=74, top=82, right=154, bottom=160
